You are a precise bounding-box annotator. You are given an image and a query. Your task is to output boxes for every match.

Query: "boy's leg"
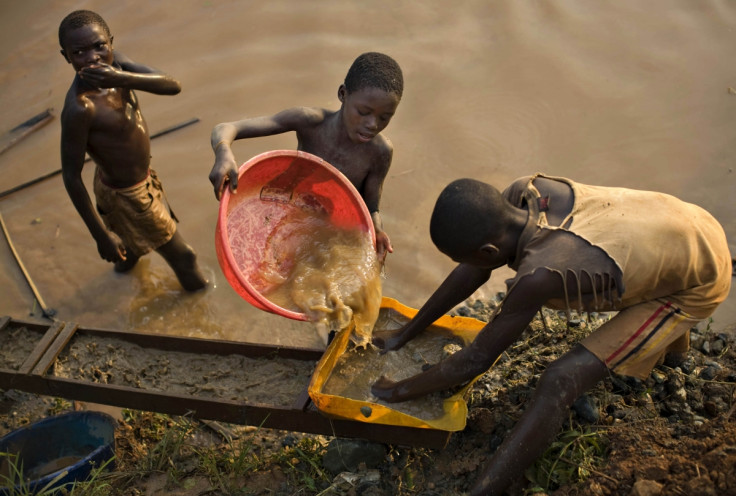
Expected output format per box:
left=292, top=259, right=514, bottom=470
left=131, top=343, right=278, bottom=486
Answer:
left=156, top=231, right=207, bottom=291
left=114, top=251, right=140, bottom=273
left=470, top=345, right=608, bottom=496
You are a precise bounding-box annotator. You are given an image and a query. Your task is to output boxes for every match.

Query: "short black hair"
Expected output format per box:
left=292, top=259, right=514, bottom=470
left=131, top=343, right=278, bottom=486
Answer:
left=59, top=10, right=111, bottom=48
left=430, top=178, right=509, bottom=258
left=344, top=52, right=403, bottom=98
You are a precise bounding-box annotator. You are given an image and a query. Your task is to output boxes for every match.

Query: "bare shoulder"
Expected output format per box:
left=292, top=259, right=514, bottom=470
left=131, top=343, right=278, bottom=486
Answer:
left=61, top=83, right=95, bottom=130
left=502, top=175, right=532, bottom=197
left=373, top=133, right=394, bottom=154
left=369, top=133, right=394, bottom=170
left=282, top=106, right=329, bottom=126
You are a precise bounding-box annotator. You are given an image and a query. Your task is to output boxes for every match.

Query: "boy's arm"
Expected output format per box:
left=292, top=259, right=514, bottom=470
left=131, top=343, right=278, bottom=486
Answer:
left=363, top=141, right=393, bottom=262
left=371, top=211, right=392, bottom=263
left=208, top=108, right=320, bottom=200
left=372, top=269, right=551, bottom=402
left=373, top=263, right=493, bottom=351
left=60, top=102, right=127, bottom=263
left=76, top=51, right=181, bottom=95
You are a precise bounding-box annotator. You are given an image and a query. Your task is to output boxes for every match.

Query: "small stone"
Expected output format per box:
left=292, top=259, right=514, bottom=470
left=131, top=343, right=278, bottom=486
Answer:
left=442, top=343, right=462, bottom=359
left=650, top=370, right=666, bottom=384
left=673, top=387, right=687, bottom=402
left=281, top=434, right=297, bottom=447
left=630, top=479, right=663, bottom=496
left=455, top=307, right=471, bottom=317
left=699, top=366, right=718, bottom=381
left=572, top=394, right=600, bottom=423
left=679, top=357, right=696, bottom=375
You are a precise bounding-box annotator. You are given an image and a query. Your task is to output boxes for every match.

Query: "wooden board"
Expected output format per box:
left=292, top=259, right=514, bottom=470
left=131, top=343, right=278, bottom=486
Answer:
left=0, top=109, right=54, bottom=156
left=0, top=317, right=452, bottom=448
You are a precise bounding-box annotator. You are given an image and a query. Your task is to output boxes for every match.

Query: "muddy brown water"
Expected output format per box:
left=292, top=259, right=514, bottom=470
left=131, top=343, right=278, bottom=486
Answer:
left=1, top=1, right=734, bottom=349
left=322, top=309, right=465, bottom=420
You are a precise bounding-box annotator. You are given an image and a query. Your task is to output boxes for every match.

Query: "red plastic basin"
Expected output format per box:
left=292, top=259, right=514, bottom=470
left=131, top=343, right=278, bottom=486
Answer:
left=215, top=150, right=376, bottom=320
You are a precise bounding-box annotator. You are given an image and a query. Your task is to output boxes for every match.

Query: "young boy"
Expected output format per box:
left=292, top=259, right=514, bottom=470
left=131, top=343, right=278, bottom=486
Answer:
left=371, top=174, right=732, bottom=495
left=208, top=52, right=403, bottom=263
left=59, top=10, right=206, bottom=291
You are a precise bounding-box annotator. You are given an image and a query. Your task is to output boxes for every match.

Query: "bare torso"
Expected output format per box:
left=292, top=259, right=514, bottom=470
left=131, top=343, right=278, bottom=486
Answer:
left=69, top=78, right=151, bottom=187
left=295, top=110, right=390, bottom=201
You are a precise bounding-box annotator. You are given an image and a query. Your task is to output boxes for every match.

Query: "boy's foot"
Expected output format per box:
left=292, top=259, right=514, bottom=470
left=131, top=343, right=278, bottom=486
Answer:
left=178, top=268, right=208, bottom=292
left=114, top=255, right=139, bottom=273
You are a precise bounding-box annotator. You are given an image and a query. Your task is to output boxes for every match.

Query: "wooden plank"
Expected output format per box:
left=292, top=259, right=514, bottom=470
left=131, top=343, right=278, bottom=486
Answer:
left=0, top=108, right=54, bottom=156
left=35, top=377, right=450, bottom=448
left=293, top=383, right=313, bottom=411
left=1, top=317, right=60, bottom=333
left=18, top=321, right=65, bottom=375
left=70, top=325, right=325, bottom=360
left=30, top=321, right=78, bottom=376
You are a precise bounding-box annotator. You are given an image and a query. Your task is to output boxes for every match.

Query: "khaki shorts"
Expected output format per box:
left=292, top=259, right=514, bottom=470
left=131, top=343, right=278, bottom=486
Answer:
left=94, top=169, right=177, bottom=257
left=581, top=300, right=699, bottom=378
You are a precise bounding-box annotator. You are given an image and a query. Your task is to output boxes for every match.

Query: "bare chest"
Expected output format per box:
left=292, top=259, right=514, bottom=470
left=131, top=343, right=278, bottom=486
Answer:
left=88, top=89, right=146, bottom=139
left=299, top=138, right=374, bottom=192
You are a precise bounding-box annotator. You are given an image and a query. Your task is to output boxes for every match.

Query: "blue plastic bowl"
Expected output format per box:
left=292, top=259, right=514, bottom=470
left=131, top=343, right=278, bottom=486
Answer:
left=0, top=411, right=116, bottom=494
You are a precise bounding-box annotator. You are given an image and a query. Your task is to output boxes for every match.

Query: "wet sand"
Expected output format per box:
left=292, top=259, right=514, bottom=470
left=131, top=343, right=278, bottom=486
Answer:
left=52, top=333, right=315, bottom=406
left=1, top=1, right=734, bottom=346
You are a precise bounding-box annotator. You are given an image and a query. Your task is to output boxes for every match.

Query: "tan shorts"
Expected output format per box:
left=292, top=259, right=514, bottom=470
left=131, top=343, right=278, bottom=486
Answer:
left=94, top=169, right=177, bottom=257
left=580, top=300, right=699, bottom=378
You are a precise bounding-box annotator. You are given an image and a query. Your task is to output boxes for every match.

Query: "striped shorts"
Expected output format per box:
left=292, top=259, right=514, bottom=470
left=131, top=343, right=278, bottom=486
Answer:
left=581, top=299, right=700, bottom=379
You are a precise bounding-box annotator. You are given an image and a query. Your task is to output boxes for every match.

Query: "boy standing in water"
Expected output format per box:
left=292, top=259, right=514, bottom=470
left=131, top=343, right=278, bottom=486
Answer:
left=208, top=52, right=403, bottom=263
left=59, top=10, right=206, bottom=291
left=371, top=174, right=732, bottom=495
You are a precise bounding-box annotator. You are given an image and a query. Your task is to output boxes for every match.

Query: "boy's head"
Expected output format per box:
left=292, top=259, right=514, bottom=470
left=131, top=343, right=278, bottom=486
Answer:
left=59, top=10, right=111, bottom=49
left=58, top=10, right=113, bottom=69
left=430, top=179, right=512, bottom=265
left=344, top=52, right=404, bottom=98
left=338, top=53, right=403, bottom=144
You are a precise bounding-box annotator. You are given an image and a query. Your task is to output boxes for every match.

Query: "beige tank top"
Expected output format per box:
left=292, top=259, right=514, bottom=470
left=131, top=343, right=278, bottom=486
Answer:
left=503, top=174, right=729, bottom=314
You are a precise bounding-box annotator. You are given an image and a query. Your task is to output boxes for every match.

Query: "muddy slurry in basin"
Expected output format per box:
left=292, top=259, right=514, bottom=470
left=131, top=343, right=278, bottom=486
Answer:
left=51, top=334, right=315, bottom=407
left=247, top=207, right=382, bottom=347
left=323, top=307, right=465, bottom=420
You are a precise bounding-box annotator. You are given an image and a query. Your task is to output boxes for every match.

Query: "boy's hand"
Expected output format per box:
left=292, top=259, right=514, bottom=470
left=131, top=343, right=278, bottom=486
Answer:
left=371, top=376, right=400, bottom=402
left=96, top=231, right=127, bottom=263
left=209, top=147, right=239, bottom=201
left=375, top=231, right=393, bottom=263
left=78, top=63, right=125, bottom=89
left=372, top=326, right=409, bottom=352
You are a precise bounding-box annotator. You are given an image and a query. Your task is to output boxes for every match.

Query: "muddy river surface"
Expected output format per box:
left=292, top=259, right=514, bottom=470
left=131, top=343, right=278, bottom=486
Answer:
left=1, top=1, right=734, bottom=348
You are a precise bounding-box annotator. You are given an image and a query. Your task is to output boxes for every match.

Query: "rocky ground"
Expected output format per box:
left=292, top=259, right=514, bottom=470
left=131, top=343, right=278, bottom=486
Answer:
left=1, top=298, right=736, bottom=495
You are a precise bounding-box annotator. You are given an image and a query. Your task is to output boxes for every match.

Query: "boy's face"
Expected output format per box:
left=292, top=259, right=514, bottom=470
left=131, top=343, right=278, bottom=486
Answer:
left=60, top=23, right=113, bottom=73
left=339, top=86, right=400, bottom=144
